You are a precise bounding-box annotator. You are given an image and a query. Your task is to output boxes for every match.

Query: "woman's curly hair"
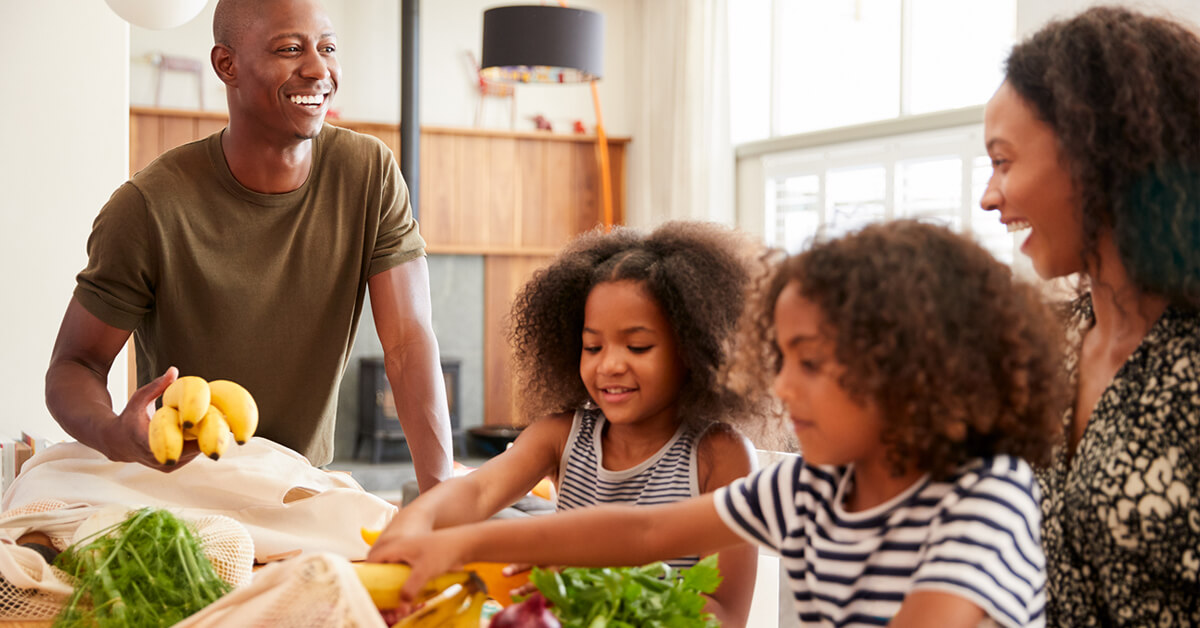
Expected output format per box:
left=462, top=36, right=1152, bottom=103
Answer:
left=1006, top=5, right=1200, bottom=306
left=507, top=221, right=771, bottom=430
left=731, top=220, right=1068, bottom=478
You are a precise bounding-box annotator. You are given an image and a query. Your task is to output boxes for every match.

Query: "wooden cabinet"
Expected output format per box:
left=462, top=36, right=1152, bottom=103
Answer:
left=419, top=126, right=626, bottom=253
left=127, top=107, right=628, bottom=428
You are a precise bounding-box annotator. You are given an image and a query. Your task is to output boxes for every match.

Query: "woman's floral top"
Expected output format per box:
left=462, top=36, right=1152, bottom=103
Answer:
left=1038, top=295, right=1200, bottom=626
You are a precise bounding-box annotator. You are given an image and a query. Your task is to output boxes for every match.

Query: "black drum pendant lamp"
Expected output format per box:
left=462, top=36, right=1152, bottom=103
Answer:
left=480, top=6, right=604, bottom=83
left=480, top=4, right=615, bottom=230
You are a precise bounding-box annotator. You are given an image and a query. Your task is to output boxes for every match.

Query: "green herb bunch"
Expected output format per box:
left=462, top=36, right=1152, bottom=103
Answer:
left=53, top=507, right=232, bottom=627
left=529, top=554, right=723, bottom=628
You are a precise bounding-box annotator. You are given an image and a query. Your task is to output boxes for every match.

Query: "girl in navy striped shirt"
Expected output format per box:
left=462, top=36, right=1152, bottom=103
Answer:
left=368, top=221, right=773, bottom=626
left=375, top=220, right=1067, bottom=628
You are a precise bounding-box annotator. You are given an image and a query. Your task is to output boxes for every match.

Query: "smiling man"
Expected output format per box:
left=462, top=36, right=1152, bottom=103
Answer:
left=44, top=0, right=453, bottom=491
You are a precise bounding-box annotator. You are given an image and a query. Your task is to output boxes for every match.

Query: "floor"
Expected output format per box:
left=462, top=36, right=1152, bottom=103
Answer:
left=325, top=455, right=492, bottom=504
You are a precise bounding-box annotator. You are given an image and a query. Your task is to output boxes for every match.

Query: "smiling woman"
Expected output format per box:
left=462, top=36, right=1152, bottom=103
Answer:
left=982, top=6, right=1200, bottom=626
left=979, top=82, right=1081, bottom=280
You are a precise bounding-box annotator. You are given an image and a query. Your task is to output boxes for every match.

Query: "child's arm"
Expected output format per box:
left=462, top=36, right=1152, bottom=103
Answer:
left=366, top=414, right=570, bottom=558
left=695, top=425, right=759, bottom=628
left=373, top=493, right=745, bottom=604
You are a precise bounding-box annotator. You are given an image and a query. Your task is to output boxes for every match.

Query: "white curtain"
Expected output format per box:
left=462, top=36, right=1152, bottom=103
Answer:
left=625, top=0, right=734, bottom=228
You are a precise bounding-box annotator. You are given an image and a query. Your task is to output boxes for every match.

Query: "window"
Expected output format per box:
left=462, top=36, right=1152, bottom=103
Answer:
left=729, top=0, right=1016, bottom=144
left=735, top=0, right=1020, bottom=268
left=775, top=0, right=901, bottom=136
left=763, top=125, right=1018, bottom=264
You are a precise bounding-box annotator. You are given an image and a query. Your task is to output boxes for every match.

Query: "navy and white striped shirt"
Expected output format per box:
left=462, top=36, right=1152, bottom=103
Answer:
left=556, top=407, right=707, bottom=569
left=715, top=455, right=1045, bottom=627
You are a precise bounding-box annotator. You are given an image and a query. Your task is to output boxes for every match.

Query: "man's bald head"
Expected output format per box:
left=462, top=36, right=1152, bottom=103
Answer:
left=213, top=0, right=255, bottom=48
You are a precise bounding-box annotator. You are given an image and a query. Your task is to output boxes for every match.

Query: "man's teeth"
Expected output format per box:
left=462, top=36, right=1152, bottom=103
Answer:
left=1006, top=220, right=1031, bottom=233
left=289, top=94, right=324, bottom=105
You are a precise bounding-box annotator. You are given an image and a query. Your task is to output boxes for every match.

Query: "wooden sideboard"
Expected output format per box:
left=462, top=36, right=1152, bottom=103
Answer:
left=128, top=107, right=629, bottom=427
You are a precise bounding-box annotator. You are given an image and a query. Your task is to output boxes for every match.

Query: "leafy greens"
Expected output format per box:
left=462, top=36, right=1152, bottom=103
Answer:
left=53, top=507, right=231, bottom=627
left=528, top=554, right=722, bottom=628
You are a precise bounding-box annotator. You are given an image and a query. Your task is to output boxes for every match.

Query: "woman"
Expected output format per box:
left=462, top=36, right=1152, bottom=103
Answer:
left=980, top=6, right=1200, bottom=625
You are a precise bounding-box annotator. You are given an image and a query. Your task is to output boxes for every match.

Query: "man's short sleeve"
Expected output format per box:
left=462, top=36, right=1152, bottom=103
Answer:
left=73, top=182, right=156, bottom=331
left=369, top=150, right=426, bottom=277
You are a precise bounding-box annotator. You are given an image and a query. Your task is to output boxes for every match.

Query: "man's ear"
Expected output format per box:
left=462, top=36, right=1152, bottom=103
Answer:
left=212, top=44, right=236, bottom=86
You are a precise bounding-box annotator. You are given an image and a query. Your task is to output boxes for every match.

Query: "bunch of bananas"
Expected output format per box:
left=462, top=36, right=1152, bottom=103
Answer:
left=352, top=562, right=488, bottom=628
left=148, top=376, right=259, bottom=464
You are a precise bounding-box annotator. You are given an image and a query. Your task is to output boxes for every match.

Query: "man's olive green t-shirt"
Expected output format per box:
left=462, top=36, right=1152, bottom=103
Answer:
left=74, top=124, right=426, bottom=467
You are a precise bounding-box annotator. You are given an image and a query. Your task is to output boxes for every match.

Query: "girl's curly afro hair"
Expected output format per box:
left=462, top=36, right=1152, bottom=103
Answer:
left=732, top=220, right=1068, bottom=478
left=507, top=221, right=770, bottom=430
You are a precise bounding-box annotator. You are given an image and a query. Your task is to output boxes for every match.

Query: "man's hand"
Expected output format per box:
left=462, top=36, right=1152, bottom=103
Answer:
left=106, top=367, right=202, bottom=472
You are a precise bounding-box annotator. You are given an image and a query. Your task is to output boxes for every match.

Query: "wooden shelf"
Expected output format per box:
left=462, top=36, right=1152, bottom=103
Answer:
left=421, top=124, right=630, bottom=144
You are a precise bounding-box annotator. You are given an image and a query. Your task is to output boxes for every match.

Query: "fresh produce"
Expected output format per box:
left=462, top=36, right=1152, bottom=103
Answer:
left=390, top=583, right=487, bottom=628
left=361, top=526, right=382, bottom=545
left=524, top=555, right=722, bottom=628
left=162, top=375, right=210, bottom=429
left=488, top=591, right=560, bottom=628
left=351, top=562, right=488, bottom=626
left=148, top=406, right=184, bottom=465
left=192, top=405, right=232, bottom=460
left=360, top=528, right=529, bottom=607
left=52, top=508, right=232, bottom=627
left=150, top=375, right=258, bottom=463
left=207, top=379, right=259, bottom=444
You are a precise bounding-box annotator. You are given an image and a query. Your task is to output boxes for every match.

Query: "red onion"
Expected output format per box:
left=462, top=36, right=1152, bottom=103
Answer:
left=489, top=592, right=561, bottom=627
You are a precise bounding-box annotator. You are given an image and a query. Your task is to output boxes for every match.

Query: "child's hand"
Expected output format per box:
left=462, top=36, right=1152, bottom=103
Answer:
left=366, top=528, right=469, bottom=603
left=365, top=506, right=435, bottom=558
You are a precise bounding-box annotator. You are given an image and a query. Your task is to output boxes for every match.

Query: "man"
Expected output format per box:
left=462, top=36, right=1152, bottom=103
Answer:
left=44, top=0, right=452, bottom=491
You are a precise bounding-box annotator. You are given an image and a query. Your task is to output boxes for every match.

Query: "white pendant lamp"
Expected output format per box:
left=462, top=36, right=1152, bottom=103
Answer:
left=104, top=0, right=208, bottom=30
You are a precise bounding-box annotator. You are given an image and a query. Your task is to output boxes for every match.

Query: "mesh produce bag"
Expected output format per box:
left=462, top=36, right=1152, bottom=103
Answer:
left=174, top=552, right=387, bottom=628
left=0, top=499, right=254, bottom=622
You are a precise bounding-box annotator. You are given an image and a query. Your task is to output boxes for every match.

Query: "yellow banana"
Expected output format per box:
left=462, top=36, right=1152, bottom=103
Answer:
left=353, top=562, right=413, bottom=610
left=194, top=405, right=232, bottom=460
left=148, top=406, right=184, bottom=465
left=452, top=591, right=487, bottom=628
left=351, top=563, right=479, bottom=611
left=392, top=584, right=469, bottom=628
left=207, top=380, right=258, bottom=444
left=163, top=376, right=211, bottom=429
left=426, top=570, right=473, bottom=594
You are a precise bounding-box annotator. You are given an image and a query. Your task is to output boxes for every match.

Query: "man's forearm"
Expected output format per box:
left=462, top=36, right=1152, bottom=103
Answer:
left=384, top=336, right=453, bottom=491
left=45, top=359, right=120, bottom=453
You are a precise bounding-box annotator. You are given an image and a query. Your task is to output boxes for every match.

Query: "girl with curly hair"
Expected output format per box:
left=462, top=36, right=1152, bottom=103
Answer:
left=368, top=220, right=767, bottom=626
left=982, top=6, right=1200, bottom=624
left=370, top=220, right=1067, bottom=628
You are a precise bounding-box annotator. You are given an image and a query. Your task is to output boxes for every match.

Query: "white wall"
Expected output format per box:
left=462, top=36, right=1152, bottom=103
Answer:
left=1, top=2, right=130, bottom=442
left=128, top=0, right=632, bottom=134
